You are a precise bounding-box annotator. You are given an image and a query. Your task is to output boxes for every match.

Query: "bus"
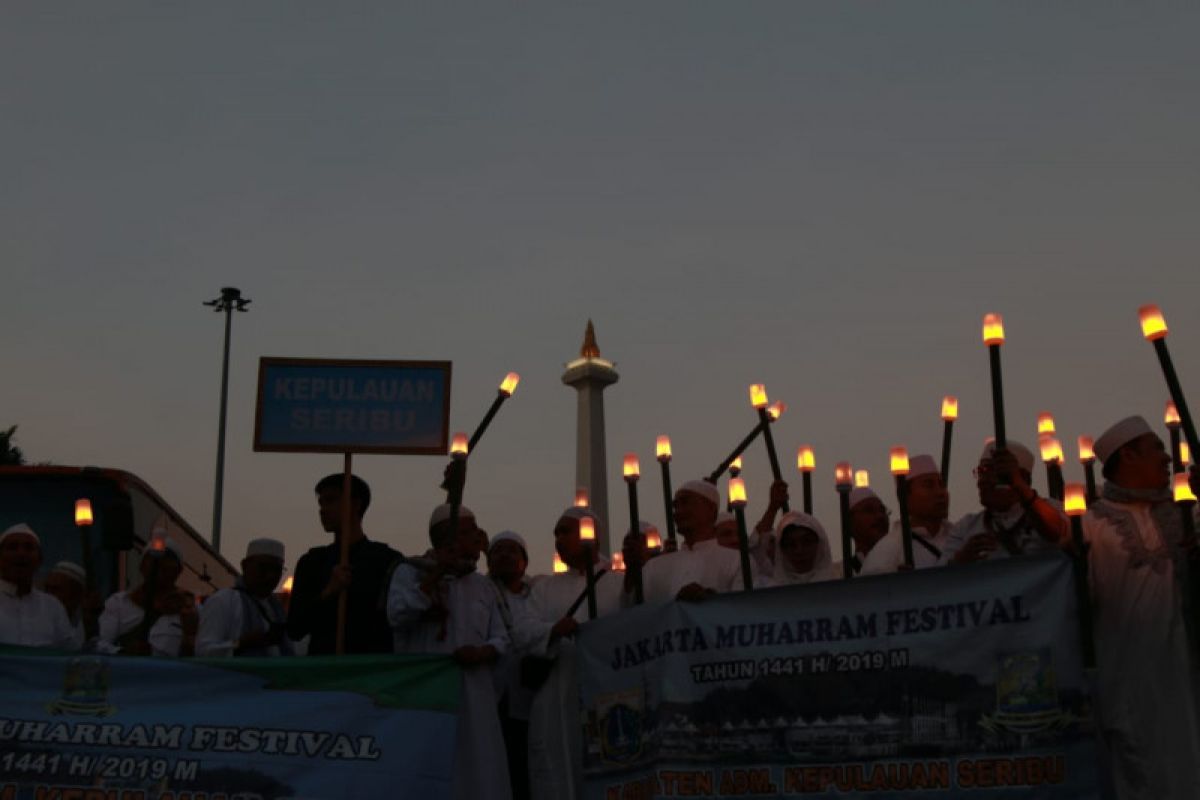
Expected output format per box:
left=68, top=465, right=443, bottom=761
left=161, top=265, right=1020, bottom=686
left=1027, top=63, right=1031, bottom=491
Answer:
left=0, top=465, right=238, bottom=599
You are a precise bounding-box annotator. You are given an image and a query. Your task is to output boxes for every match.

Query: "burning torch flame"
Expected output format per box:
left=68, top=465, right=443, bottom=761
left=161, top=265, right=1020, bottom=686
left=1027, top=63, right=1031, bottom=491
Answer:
left=1039, top=435, right=1064, bottom=465
left=1166, top=401, right=1181, bottom=428
left=1037, top=412, right=1056, bottom=436
left=646, top=529, right=663, bottom=550
left=730, top=456, right=743, bottom=474
left=728, top=477, right=748, bottom=507
left=74, top=498, right=93, bottom=527
left=623, top=453, right=641, bottom=480
left=1182, top=441, right=1191, bottom=465
left=854, top=470, right=870, bottom=488
left=890, top=447, right=910, bottom=476
left=499, top=372, right=520, bottom=396
left=574, top=487, right=590, bottom=508
left=749, top=384, right=769, bottom=410
left=1078, top=436, right=1095, bottom=463
left=767, top=401, right=787, bottom=421
left=1064, top=484, right=1087, bottom=517
left=982, top=313, right=1005, bottom=346
left=1174, top=473, right=1197, bottom=504
left=941, top=396, right=958, bottom=422
left=282, top=576, right=295, bottom=593
left=553, top=554, right=568, bottom=574
left=1139, top=305, right=1168, bottom=341
left=450, top=432, right=469, bottom=458
left=611, top=552, right=626, bottom=572
left=579, top=516, right=595, bottom=542
left=656, top=435, right=672, bottom=462
left=797, top=446, right=815, bottom=472
left=835, top=462, right=854, bottom=488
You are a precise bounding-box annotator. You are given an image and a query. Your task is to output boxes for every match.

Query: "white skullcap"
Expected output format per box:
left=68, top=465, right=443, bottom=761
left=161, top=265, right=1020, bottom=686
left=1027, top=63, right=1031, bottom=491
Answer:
left=908, top=454, right=939, bottom=479
left=849, top=487, right=880, bottom=509
left=0, top=523, right=40, bottom=547
left=558, top=506, right=595, bottom=522
left=980, top=440, right=1035, bottom=473
left=245, top=538, right=285, bottom=561
left=429, top=504, right=475, bottom=530
left=714, top=512, right=736, bottom=527
left=678, top=479, right=720, bottom=507
left=49, top=561, right=86, bottom=585
left=142, top=535, right=182, bottom=560
left=489, top=530, right=528, bottom=558
left=1095, top=416, right=1156, bottom=464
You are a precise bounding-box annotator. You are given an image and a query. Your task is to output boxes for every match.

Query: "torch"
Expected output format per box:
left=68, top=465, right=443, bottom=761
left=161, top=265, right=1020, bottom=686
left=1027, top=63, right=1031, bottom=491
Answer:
left=579, top=515, right=598, bottom=620
left=709, top=401, right=785, bottom=482
left=1140, top=305, right=1200, bottom=457
left=1039, top=435, right=1065, bottom=502
left=623, top=453, right=644, bottom=604
left=645, top=528, right=663, bottom=556
left=1078, top=436, right=1098, bottom=504
left=1174, top=473, right=1197, bottom=547
left=728, top=478, right=754, bottom=591
left=656, top=436, right=678, bottom=546
left=854, top=470, right=870, bottom=488
left=940, top=396, right=958, bottom=485
left=729, top=456, right=743, bottom=478
left=836, top=462, right=854, bottom=579
left=1167, top=401, right=1184, bottom=474
left=574, top=487, right=590, bottom=508
left=891, top=447, right=915, bottom=569
left=797, top=446, right=815, bottom=514
left=467, top=372, right=520, bottom=452
left=552, top=554, right=568, bottom=574
left=1037, top=412, right=1056, bottom=438
left=74, top=498, right=96, bottom=591
left=1064, top=483, right=1096, bottom=668
left=750, top=385, right=789, bottom=512
left=983, top=314, right=1009, bottom=483
left=134, top=530, right=168, bottom=645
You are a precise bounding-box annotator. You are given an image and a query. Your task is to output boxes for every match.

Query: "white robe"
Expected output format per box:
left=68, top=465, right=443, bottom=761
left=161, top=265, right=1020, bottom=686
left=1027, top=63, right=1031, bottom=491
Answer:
left=195, top=586, right=288, bottom=657
left=860, top=519, right=955, bottom=575
left=96, top=592, right=183, bottom=657
left=641, top=537, right=743, bottom=603
left=1083, top=499, right=1200, bottom=799
left=938, top=503, right=1063, bottom=565
left=387, top=565, right=511, bottom=800
left=0, top=581, right=77, bottom=650
left=521, top=566, right=625, bottom=800
left=492, top=578, right=536, bottom=721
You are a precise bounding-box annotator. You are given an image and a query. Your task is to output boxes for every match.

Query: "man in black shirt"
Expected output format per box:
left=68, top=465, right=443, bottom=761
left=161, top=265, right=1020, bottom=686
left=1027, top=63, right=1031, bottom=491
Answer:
left=287, top=474, right=402, bottom=655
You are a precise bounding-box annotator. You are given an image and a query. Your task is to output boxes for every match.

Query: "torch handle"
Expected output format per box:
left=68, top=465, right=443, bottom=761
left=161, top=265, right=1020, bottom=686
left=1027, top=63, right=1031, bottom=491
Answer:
left=659, top=461, right=677, bottom=544
left=988, top=345, right=1007, bottom=450
left=468, top=393, right=508, bottom=453
left=895, top=475, right=915, bottom=570
left=1154, top=340, right=1200, bottom=457
left=838, top=487, right=853, bottom=580
left=709, top=420, right=767, bottom=483
left=756, top=409, right=789, bottom=513
left=802, top=473, right=813, bottom=516
left=583, top=546, right=597, bottom=621
left=732, top=506, right=755, bottom=592
left=1047, top=463, right=1065, bottom=503
left=1084, top=461, right=1098, bottom=504
left=940, top=420, right=954, bottom=485
left=79, top=524, right=95, bottom=593
left=625, top=480, right=644, bottom=605
left=1069, top=515, right=1097, bottom=669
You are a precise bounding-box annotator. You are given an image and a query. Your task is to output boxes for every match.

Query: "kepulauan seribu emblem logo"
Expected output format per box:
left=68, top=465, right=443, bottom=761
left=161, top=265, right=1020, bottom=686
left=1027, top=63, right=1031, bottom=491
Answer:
left=980, top=649, right=1072, bottom=734
left=46, top=656, right=117, bottom=716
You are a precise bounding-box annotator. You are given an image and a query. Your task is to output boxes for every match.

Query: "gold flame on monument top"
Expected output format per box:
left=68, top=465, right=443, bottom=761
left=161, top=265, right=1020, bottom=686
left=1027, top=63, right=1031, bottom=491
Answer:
left=581, top=319, right=601, bottom=358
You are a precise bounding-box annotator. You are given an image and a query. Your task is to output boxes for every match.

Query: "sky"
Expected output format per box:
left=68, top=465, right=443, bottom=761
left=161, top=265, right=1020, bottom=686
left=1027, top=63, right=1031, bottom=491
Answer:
left=3, top=4, right=1199, bottom=576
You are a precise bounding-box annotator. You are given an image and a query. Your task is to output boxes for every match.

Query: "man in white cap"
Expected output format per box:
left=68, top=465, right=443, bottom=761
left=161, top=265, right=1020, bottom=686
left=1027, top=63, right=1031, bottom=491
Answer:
left=197, top=538, right=292, bottom=657
left=1083, top=415, right=1200, bottom=799
left=97, top=534, right=197, bottom=657
left=486, top=531, right=537, bottom=800
left=642, top=479, right=742, bottom=603
left=847, top=487, right=889, bottom=574
left=0, top=524, right=77, bottom=649
left=388, top=504, right=511, bottom=800
left=521, top=506, right=624, bottom=800
left=43, top=561, right=90, bottom=649
left=939, top=441, right=1066, bottom=565
left=862, top=455, right=954, bottom=574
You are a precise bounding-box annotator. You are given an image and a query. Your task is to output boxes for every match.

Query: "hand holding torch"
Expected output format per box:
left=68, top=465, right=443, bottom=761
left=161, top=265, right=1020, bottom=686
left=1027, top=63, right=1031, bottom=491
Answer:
left=940, top=396, right=958, bottom=485
left=836, top=462, right=854, bottom=579
left=1140, top=306, right=1200, bottom=457
left=1064, top=483, right=1096, bottom=668
left=728, top=478, right=754, bottom=591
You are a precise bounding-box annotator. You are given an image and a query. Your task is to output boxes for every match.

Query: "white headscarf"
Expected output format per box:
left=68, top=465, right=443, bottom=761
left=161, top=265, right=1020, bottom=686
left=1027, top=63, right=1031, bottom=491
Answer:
left=771, top=511, right=837, bottom=585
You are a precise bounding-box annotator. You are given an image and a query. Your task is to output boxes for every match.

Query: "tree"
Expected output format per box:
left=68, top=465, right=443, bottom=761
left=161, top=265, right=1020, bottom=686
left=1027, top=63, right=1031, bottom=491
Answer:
left=1, top=426, right=25, bottom=465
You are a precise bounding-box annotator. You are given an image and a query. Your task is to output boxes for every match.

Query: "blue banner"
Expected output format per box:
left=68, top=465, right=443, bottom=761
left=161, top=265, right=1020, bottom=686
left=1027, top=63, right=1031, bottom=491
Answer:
left=0, top=651, right=459, bottom=799
left=577, top=555, right=1103, bottom=799
left=254, top=358, right=451, bottom=454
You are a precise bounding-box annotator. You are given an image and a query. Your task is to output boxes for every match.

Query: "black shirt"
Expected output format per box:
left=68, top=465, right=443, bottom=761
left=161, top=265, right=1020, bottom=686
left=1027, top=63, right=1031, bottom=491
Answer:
left=286, top=536, right=403, bottom=655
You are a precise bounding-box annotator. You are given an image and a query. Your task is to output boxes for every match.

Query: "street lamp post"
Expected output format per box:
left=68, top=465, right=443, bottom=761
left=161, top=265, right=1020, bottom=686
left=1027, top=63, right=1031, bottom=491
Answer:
left=203, top=287, right=251, bottom=554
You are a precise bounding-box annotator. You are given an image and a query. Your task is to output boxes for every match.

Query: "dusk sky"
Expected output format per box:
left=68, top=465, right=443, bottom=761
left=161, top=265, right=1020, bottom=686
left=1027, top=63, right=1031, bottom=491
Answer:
left=4, top=5, right=1198, bottom=575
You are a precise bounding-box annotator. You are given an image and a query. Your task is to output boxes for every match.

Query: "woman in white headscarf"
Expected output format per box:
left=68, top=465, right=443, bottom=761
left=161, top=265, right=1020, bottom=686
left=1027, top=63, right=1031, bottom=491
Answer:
left=770, top=511, right=839, bottom=586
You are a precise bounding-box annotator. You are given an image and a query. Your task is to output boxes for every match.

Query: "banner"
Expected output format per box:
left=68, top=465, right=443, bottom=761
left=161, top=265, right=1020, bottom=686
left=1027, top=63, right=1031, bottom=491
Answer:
left=0, top=651, right=459, bottom=799
left=577, top=555, right=1103, bottom=799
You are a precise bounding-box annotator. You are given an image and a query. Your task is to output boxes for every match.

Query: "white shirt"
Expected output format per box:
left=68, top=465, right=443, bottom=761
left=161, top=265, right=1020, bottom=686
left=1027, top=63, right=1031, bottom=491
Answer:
left=196, top=586, right=288, bottom=657
left=0, top=581, right=77, bottom=650
left=860, top=519, right=954, bottom=575
left=642, top=537, right=743, bottom=603
left=938, top=502, right=1064, bottom=565
left=490, top=578, right=537, bottom=721
left=97, top=592, right=184, bottom=657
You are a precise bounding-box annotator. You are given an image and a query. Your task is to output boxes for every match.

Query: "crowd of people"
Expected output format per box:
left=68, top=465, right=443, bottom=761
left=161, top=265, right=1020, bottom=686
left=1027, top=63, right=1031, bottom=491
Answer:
left=2, top=414, right=1198, bottom=799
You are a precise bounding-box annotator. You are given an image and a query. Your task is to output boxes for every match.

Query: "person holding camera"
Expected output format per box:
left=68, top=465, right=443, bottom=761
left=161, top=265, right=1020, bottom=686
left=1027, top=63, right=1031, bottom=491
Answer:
left=197, top=538, right=293, bottom=657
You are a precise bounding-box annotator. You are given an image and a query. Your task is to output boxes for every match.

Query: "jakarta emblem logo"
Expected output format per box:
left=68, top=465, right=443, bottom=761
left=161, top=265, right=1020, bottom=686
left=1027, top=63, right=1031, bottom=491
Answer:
left=46, top=656, right=117, bottom=716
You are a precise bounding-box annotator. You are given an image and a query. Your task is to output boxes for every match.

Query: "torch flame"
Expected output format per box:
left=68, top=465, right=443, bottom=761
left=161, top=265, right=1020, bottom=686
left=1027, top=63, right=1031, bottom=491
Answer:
left=611, top=552, right=626, bottom=572
left=579, top=516, right=595, bottom=542
left=730, top=456, right=743, bottom=473
left=1174, top=473, right=1197, bottom=504
left=1037, top=412, right=1056, bottom=436
left=450, top=432, right=469, bottom=458
left=890, top=447, right=910, bottom=476
left=499, top=372, right=520, bottom=396
left=553, top=554, right=568, bottom=574
left=749, top=384, right=769, bottom=410
left=646, top=529, right=663, bottom=550
left=1182, top=441, right=1191, bottom=465
left=74, top=498, right=94, bottom=527
left=656, top=435, right=672, bottom=462
left=1139, top=304, right=1168, bottom=341
left=941, top=396, right=958, bottom=421
left=1166, top=401, right=1181, bottom=428
left=982, top=313, right=1005, bottom=346
left=623, top=453, right=641, bottom=480
left=1064, top=484, right=1087, bottom=516
left=854, top=470, right=870, bottom=488
left=574, top=487, right=590, bottom=508
left=767, top=401, right=787, bottom=421
left=1078, top=436, right=1095, bottom=463
left=149, top=531, right=167, bottom=552
left=728, top=477, right=748, bottom=507
left=1039, top=435, right=1064, bottom=465
left=835, top=462, right=854, bottom=488
left=797, top=446, right=815, bottom=472
left=282, top=576, right=294, bottom=593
